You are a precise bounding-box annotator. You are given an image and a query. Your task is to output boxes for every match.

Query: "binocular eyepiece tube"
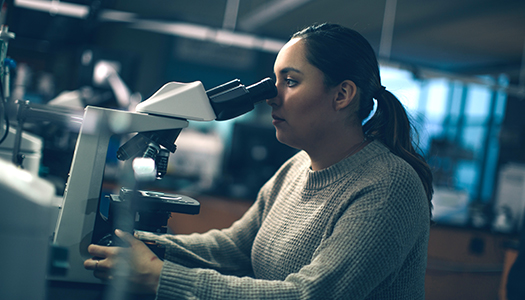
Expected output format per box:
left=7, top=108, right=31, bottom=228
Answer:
left=207, top=77, right=277, bottom=121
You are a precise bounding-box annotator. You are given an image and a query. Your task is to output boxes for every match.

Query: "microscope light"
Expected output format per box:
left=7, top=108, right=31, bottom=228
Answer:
left=132, top=157, right=157, bottom=182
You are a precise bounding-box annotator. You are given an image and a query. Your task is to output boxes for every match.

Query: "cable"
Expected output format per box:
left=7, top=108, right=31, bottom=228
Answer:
left=0, top=66, right=8, bottom=145
left=0, top=102, right=8, bottom=144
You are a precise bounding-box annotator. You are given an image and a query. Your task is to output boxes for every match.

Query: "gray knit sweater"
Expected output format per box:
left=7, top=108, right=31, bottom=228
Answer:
left=137, top=140, right=430, bottom=299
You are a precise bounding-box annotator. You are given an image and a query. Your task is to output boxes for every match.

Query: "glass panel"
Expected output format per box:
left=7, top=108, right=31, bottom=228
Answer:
left=378, top=65, right=508, bottom=226
left=380, top=65, right=420, bottom=111
left=465, top=84, right=491, bottom=122
left=425, top=79, right=449, bottom=123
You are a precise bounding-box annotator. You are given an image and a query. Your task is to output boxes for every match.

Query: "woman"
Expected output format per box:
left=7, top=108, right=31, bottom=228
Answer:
left=85, top=23, right=433, bottom=299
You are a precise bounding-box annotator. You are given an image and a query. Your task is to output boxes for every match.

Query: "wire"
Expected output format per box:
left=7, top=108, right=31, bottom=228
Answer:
left=0, top=66, right=8, bottom=145
left=0, top=102, right=8, bottom=144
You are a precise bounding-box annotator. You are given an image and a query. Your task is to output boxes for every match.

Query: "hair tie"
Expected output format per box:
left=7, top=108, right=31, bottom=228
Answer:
left=373, top=86, right=386, bottom=99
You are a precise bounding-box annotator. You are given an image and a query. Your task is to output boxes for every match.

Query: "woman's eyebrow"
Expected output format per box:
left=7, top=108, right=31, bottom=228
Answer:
left=276, top=67, right=302, bottom=76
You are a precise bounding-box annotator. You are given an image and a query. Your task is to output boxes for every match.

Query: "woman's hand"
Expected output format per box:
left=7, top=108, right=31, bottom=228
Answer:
left=83, top=229, right=163, bottom=294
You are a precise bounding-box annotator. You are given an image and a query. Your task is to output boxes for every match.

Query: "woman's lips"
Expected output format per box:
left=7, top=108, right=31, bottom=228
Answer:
left=272, top=115, right=284, bottom=125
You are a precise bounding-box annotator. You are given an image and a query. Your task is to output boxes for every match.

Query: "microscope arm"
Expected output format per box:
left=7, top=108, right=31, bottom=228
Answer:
left=50, top=106, right=188, bottom=284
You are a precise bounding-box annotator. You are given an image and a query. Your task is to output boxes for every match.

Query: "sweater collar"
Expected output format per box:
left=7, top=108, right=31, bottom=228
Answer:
left=303, top=140, right=389, bottom=190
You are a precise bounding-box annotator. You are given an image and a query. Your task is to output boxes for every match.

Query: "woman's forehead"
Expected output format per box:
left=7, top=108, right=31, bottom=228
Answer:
left=274, top=38, right=307, bottom=72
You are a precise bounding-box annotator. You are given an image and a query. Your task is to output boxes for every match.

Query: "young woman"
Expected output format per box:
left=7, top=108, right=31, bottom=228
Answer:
left=85, top=23, right=433, bottom=300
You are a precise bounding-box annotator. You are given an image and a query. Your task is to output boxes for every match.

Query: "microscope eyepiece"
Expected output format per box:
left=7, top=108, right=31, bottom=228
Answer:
left=208, top=77, right=277, bottom=121
left=246, top=77, right=277, bottom=104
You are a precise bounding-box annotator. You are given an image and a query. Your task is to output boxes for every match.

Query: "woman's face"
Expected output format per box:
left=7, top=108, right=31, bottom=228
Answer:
left=267, top=38, right=340, bottom=151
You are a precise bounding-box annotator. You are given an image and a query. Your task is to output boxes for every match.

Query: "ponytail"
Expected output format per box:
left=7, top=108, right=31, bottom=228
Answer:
left=363, top=88, right=434, bottom=218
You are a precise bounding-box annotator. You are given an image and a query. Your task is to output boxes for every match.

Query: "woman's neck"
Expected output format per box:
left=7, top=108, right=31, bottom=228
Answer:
left=306, top=127, right=367, bottom=171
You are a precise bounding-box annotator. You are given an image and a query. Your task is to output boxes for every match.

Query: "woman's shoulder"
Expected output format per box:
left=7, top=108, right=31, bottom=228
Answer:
left=348, top=141, right=427, bottom=206
left=361, top=141, right=419, bottom=179
left=342, top=141, right=430, bottom=226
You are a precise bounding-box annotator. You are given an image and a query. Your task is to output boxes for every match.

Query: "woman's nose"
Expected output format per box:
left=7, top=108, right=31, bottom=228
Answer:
left=266, top=84, right=280, bottom=107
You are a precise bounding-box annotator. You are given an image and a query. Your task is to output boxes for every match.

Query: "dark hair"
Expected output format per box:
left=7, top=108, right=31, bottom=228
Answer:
left=292, top=23, right=433, bottom=218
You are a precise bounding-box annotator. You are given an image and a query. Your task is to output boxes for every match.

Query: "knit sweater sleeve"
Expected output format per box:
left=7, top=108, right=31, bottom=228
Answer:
left=153, top=157, right=429, bottom=300
left=134, top=153, right=296, bottom=276
left=135, top=192, right=267, bottom=277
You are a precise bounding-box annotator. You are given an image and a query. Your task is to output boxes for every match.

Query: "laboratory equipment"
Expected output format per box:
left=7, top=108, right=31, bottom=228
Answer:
left=49, top=77, right=276, bottom=284
left=0, top=158, right=56, bottom=300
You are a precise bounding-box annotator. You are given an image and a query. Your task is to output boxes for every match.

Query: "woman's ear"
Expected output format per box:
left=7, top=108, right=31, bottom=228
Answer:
left=333, top=80, right=357, bottom=111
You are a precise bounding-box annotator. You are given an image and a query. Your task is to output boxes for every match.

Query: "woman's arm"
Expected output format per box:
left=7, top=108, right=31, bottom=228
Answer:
left=136, top=195, right=266, bottom=276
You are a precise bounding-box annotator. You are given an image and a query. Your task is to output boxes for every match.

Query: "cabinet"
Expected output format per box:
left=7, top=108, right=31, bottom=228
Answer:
left=426, top=226, right=514, bottom=300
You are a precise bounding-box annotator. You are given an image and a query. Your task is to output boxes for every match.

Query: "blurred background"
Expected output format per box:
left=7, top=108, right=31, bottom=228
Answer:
left=1, top=0, right=525, bottom=299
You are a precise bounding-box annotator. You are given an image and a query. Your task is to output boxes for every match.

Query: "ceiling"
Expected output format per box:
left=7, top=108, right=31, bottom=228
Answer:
left=108, top=0, right=525, bottom=78
left=8, top=0, right=525, bottom=84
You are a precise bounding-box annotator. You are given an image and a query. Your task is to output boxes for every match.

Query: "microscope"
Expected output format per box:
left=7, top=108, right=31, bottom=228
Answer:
left=49, top=77, right=276, bottom=284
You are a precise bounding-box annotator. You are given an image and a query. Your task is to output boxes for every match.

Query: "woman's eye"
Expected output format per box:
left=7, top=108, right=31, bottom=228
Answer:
left=285, top=79, right=297, bottom=87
